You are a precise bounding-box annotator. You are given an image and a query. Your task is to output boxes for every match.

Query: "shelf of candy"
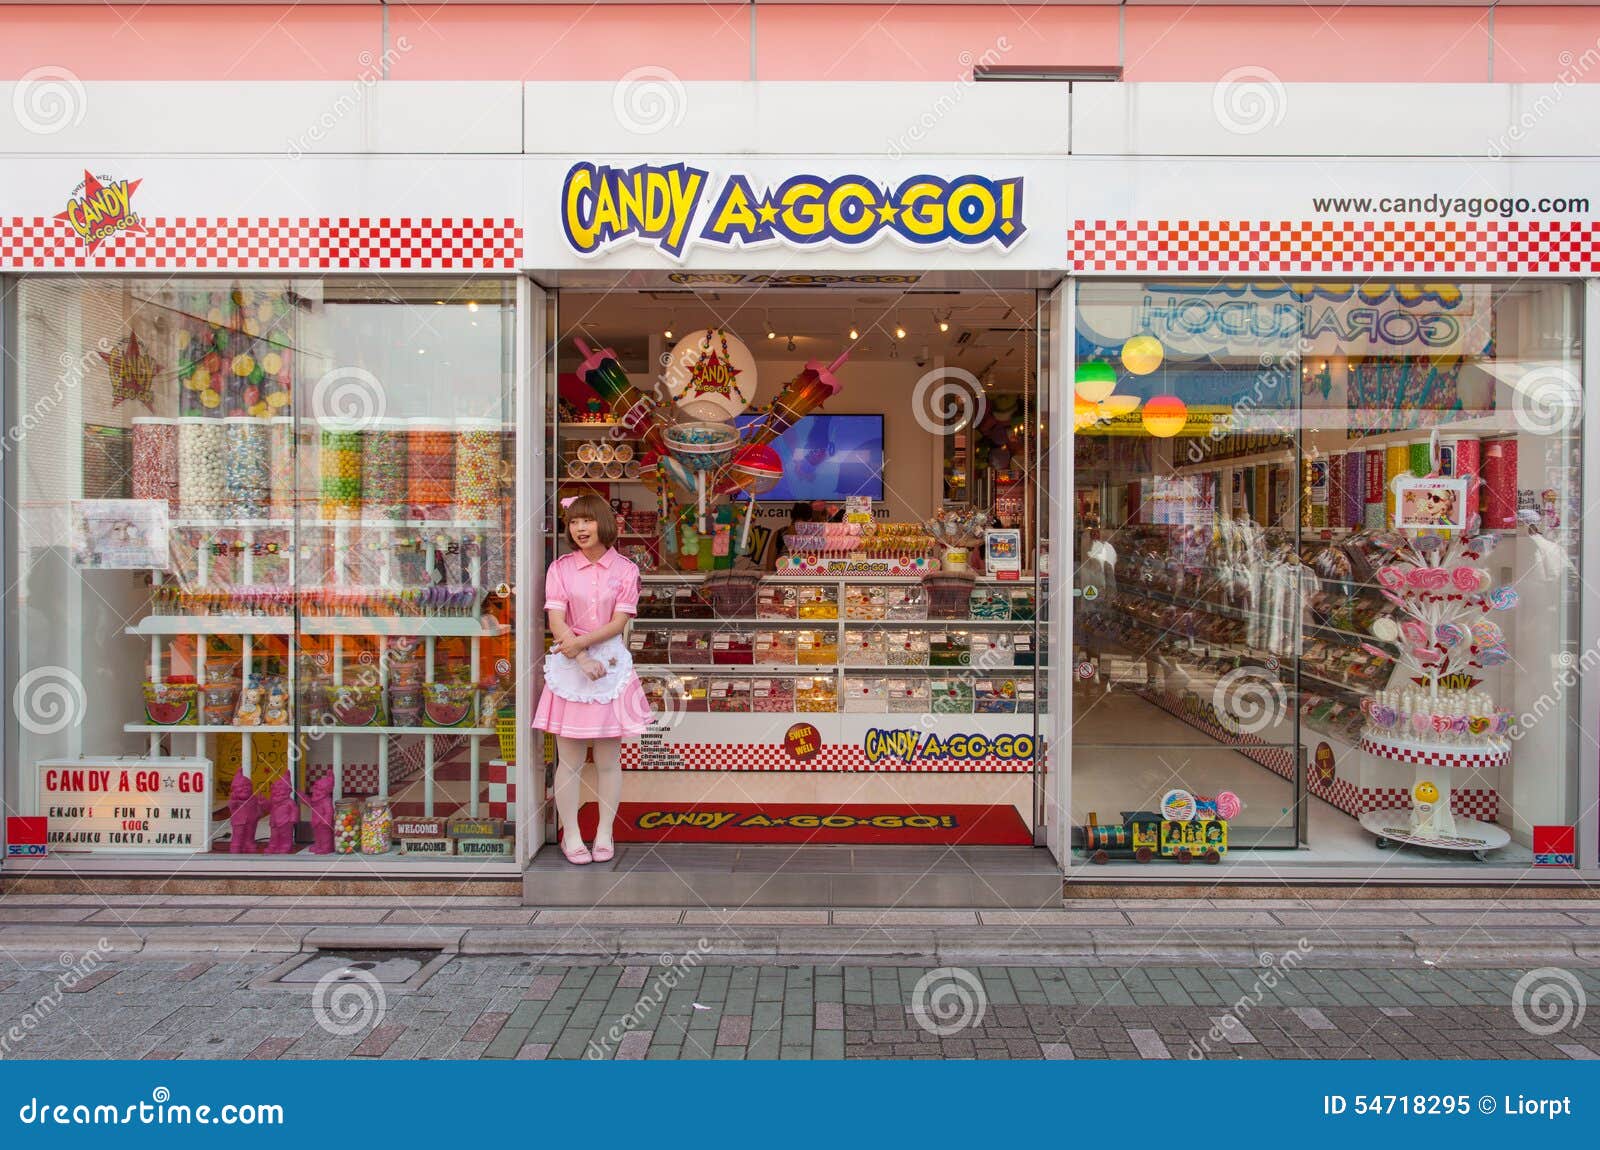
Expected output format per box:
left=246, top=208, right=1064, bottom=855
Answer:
left=888, top=679, right=932, bottom=713
left=150, top=584, right=295, bottom=618
left=969, top=587, right=1011, bottom=620
left=843, top=630, right=887, bottom=667
left=757, top=584, right=797, bottom=619
left=795, top=630, right=839, bottom=666
left=969, top=631, right=1014, bottom=668
left=886, top=585, right=929, bottom=621
left=929, top=631, right=971, bottom=668
left=885, top=631, right=930, bottom=667
left=628, top=629, right=671, bottom=666
left=796, top=585, right=839, bottom=620
left=751, top=677, right=797, bottom=713
left=1299, top=637, right=1391, bottom=691
left=711, top=630, right=754, bottom=665
left=709, top=678, right=752, bottom=713
left=680, top=675, right=711, bottom=712
left=843, top=676, right=888, bottom=713
left=637, top=584, right=676, bottom=620
left=1360, top=686, right=1513, bottom=757
left=1011, top=632, right=1037, bottom=667
left=795, top=676, right=838, bottom=713
left=1299, top=692, right=1366, bottom=743
left=175, top=287, right=296, bottom=417
left=668, top=630, right=711, bottom=666
left=670, top=582, right=714, bottom=619
left=845, top=585, right=887, bottom=620
left=974, top=678, right=1021, bottom=714
left=754, top=629, right=798, bottom=665
left=930, top=678, right=975, bottom=714
left=296, top=584, right=484, bottom=619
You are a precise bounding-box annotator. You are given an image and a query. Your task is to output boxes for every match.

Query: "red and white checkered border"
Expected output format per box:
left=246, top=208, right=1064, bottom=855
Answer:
left=0, top=217, right=522, bottom=271
left=1069, top=219, right=1600, bottom=275
left=621, top=741, right=1034, bottom=773
left=480, top=759, right=517, bottom=819
left=1359, top=735, right=1508, bottom=771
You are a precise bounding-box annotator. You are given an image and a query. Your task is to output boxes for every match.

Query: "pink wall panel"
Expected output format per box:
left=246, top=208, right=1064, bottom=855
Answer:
left=0, top=5, right=381, bottom=81
left=387, top=5, right=751, bottom=81
left=1124, top=6, right=1492, bottom=83
left=753, top=5, right=1120, bottom=82
left=1492, top=7, right=1600, bottom=82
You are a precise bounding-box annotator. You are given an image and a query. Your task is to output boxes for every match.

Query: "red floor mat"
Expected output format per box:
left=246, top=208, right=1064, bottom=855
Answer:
left=578, top=802, right=1032, bottom=845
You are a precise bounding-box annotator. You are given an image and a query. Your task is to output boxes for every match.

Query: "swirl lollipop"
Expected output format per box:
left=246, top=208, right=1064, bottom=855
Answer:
left=1470, top=619, right=1504, bottom=648
left=1488, top=587, right=1519, bottom=610
left=1214, top=791, right=1243, bottom=820
left=1434, top=621, right=1468, bottom=649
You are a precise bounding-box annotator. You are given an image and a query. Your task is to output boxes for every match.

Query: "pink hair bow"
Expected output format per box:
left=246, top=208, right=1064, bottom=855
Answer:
left=560, top=496, right=578, bottom=509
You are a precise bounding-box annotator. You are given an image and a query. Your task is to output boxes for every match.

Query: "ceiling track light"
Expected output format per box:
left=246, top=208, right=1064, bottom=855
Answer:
left=786, top=336, right=796, bottom=352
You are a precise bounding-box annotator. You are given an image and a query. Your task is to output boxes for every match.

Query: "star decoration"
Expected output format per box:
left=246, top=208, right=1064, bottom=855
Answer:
left=101, top=329, right=159, bottom=409
left=756, top=199, right=780, bottom=225
left=685, top=347, right=742, bottom=401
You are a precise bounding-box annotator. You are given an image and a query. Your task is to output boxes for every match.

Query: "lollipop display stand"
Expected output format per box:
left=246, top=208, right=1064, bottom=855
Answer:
left=1351, top=517, right=1520, bottom=860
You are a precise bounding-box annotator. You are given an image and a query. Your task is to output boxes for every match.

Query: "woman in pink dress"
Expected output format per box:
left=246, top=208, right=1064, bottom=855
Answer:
left=534, top=493, right=652, bottom=864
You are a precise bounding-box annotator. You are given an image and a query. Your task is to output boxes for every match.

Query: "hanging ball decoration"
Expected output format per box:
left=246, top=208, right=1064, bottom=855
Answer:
left=1120, top=335, right=1165, bottom=376
left=1141, top=394, right=1189, bottom=439
left=1074, top=361, right=1118, bottom=404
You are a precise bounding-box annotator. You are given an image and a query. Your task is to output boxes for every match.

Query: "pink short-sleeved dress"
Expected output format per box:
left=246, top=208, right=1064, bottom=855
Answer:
left=532, top=547, right=653, bottom=740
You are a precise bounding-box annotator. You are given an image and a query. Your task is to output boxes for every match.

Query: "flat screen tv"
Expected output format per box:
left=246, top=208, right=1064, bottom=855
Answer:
left=732, top=413, right=884, bottom=502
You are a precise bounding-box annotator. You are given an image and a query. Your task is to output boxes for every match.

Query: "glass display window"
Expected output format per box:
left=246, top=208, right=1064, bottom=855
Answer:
left=7, top=277, right=519, bottom=864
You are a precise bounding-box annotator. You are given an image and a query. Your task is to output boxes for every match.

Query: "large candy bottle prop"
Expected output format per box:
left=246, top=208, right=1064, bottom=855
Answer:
left=572, top=338, right=668, bottom=455
left=739, top=352, right=848, bottom=456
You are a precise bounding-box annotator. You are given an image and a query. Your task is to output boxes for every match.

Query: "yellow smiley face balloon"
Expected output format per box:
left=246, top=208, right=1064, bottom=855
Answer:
left=1413, top=781, right=1440, bottom=804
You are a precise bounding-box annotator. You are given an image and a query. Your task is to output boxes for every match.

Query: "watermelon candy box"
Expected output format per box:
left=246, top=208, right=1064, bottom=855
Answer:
left=422, top=681, right=477, bottom=728
left=143, top=681, right=199, bottom=726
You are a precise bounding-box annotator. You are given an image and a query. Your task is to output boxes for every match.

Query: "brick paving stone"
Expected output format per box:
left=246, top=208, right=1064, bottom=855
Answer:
left=171, top=963, right=213, bottom=983
left=523, top=974, right=564, bottom=1000
left=352, top=1024, right=407, bottom=1058
left=464, top=1012, right=509, bottom=1043
left=1128, top=1028, right=1172, bottom=1059
left=1293, top=1007, right=1336, bottom=1031
left=516, top=1043, right=552, bottom=1060
left=244, top=1036, right=299, bottom=1060
left=61, top=970, right=117, bottom=994
left=614, top=1030, right=652, bottom=1060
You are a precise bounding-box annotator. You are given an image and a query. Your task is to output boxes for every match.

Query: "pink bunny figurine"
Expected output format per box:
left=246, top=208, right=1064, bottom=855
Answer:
left=307, top=775, right=335, bottom=854
left=265, top=774, right=298, bottom=854
left=228, top=772, right=260, bottom=854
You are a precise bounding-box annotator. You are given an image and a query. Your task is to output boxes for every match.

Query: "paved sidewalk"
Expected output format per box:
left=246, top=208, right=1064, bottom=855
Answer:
left=1, top=956, right=1597, bottom=1061
left=2, top=893, right=1598, bottom=965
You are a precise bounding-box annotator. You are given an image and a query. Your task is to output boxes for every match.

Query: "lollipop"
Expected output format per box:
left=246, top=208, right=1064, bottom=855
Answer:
left=1374, top=565, right=1407, bottom=591
left=740, top=352, right=848, bottom=456
left=665, top=420, right=739, bottom=529
left=1434, top=621, right=1468, bottom=649
left=1477, top=645, right=1510, bottom=667
left=1488, top=586, right=1519, bottom=610
left=573, top=338, right=668, bottom=454
left=1451, top=566, right=1487, bottom=592
left=1160, top=788, right=1197, bottom=822
left=1214, top=791, right=1243, bottom=820
left=1408, top=567, right=1449, bottom=592
left=727, top=442, right=784, bottom=553
left=1470, top=620, right=1504, bottom=648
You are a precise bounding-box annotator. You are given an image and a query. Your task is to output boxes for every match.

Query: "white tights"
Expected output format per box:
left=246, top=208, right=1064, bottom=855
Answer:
left=553, top=736, right=622, bottom=847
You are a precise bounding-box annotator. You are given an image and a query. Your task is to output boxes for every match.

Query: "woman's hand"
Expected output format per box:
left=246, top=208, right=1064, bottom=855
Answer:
left=556, top=633, right=588, bottom=659
left=577, top=655, right=607, bottom=681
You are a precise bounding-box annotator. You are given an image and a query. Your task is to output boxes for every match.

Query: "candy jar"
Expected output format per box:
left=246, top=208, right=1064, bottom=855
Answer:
left=360, top=796, right=393, bottom=854
left=333, top=799, right=362, bottom=855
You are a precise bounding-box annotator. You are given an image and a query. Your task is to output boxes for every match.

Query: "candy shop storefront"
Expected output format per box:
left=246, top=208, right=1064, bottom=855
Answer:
left=2, top=111, right=1598, bottom=887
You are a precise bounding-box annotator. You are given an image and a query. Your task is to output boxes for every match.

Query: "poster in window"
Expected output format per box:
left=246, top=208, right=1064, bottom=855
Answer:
left=70, top=499, right=170, bottom=570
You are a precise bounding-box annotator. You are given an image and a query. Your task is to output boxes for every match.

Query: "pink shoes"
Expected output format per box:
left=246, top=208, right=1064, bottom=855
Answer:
left=591, top=842, right=615, bottom=863
left=561, top=838, right=592, bottom=865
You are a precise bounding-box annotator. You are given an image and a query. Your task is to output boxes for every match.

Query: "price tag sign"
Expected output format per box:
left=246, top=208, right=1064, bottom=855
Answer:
left=36, top=757, right=211, bottom=854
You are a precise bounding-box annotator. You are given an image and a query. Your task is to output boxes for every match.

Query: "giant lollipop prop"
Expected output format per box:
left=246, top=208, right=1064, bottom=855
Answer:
left=572, top=337, right=668, bottom=454
left=727, top=442, right=784, bottom=554
left=745, top=351, right=848, bottom=451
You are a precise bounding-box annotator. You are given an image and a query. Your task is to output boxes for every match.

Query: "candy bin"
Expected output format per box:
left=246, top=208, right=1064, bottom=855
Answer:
left=844, top=630, right=887, bottom=666
left=755, top=629, right=797, bottom=665
left=627, top=628, right=671, bottom=666
left=360, top=418, right=408, bottom=521
left=758, top=585, right=797, bottom=619
left=333, top=799, right=362, bottom=855
left=361, top=796, right=394, bottom=854
left=889, top=679, right=933, bottom=714
left=711, top=630, right=754, bottom=665
left=454, top=417, right=501, bottom=522
left=668, top=629, right=710, bottom=666
left=708, top=677, right=752, bottom=713
left=886, top=585, right=929, bottom=620
left=886, top=631, right=929, bottom=666
left=406, top=419, right=456, bottom=520
left=797, top=585, right=839, bottom=620
left=795, top=676, right=838, bottom=713
left=131, top=417, right=179, bottom=511
left=177, top=417, right=227, bottom=519
left=929, top=630, right=972, bottom=667
left=751, top=677, right=796, bottom=712
left=318, top=423, right=364, bottom=520
left=223, top=416, right=271, bottom=520
left=931, top=678, right=975, bottom=714
left=795, top=629, right=838, bottom=666
left=671, top=582, right=713, bottom=619
left=843, top=676, right=888, bottom=713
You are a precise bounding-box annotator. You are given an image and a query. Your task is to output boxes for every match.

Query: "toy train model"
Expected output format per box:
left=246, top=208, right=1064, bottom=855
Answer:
left=1072, top=810, right=1228, bottom=864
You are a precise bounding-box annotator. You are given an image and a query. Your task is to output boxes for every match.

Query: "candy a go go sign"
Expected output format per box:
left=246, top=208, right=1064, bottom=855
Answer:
left=36, top=757, right=212, bottom=854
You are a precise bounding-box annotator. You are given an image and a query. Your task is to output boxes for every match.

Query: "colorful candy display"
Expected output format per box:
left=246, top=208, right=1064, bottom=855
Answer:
left=318, top=425, right=363, bottom=519
left=177, top=418, right=227, bottom=519
left=407, top=421, right=455, bottom=520
left=454, top=418, right=500, bottom=522
left=333, top=800, right=362, bottom=854
left=360, top=420, right=407, bottom=520
left=223, top=417, right=271, bottom=519
left=132, top=417, right=180, bottom=510
left=360, top=797, right=392, bottom=854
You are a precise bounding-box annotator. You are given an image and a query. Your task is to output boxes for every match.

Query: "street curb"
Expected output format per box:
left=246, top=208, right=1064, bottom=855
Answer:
left=4, top=923, right=1598, bottom=967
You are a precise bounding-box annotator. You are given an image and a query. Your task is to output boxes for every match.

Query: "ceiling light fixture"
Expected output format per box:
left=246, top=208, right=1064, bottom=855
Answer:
left=939, top=316, right=950, bottom=333
left=894, top=321, right=907, bottom=340
left=849, top=325, right=860, bottom=341
left=786, top=336, right=796, bottom=352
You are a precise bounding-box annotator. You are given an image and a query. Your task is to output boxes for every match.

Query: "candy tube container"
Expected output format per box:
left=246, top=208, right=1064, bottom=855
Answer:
left=318, top=422, right=364, bottom=521
left=132, top=417, right=180, bottom=511
left=573, top=338, right=667, bottom=455
left=1364, top=447, right=1386, bottom=529
left=360, top=417, right=408, bottom=521
left=454, top=417, right=500, bottom=523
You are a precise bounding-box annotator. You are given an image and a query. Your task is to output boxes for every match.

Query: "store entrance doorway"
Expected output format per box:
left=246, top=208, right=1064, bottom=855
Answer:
left=531, top=277, right=1056, bottom=875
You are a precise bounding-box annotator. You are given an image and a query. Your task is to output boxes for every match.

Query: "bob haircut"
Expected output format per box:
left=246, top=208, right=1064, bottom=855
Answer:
left=561, top=492, right=619, bottom=547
